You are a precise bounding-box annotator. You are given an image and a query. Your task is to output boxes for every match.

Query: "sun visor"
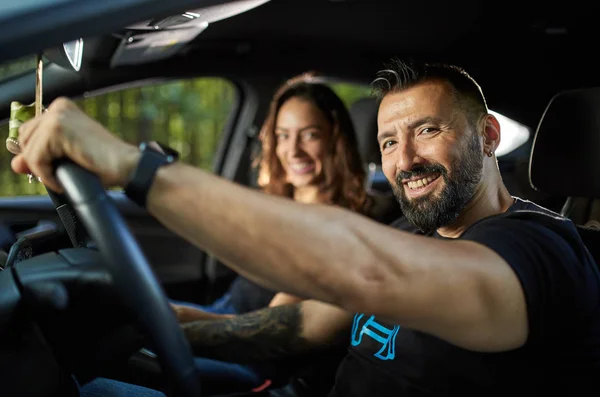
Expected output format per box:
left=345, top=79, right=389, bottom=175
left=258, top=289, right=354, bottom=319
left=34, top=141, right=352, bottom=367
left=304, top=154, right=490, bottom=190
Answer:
left=529, top=87, right=600, bottom=197
left=110, top=0, right=270, bottom=67
left=126, top=0, right=271, bottom=30
left=110, top=25, right=208, bottom=67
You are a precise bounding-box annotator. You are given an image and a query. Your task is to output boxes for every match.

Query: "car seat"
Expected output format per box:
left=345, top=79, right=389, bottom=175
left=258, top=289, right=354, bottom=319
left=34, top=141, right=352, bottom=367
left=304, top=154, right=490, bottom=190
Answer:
left=529, top=86, right=600, bottom=264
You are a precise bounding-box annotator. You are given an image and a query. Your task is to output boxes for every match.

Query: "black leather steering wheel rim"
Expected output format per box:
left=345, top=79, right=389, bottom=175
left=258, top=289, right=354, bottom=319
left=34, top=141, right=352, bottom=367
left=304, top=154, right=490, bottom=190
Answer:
left=55, top=161, right=200, bottom=397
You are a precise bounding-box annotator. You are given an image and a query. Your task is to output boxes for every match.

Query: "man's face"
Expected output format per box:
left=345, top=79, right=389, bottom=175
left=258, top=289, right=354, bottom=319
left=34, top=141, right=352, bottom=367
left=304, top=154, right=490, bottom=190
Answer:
left=377, top=80, right=483, bottom=232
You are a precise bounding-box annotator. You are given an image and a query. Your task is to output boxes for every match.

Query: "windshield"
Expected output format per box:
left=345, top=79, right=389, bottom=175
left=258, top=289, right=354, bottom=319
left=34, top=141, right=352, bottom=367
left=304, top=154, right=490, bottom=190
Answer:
left=0, top=55, right=37, bottom=83
left=0, top=0, right=73, bottom=20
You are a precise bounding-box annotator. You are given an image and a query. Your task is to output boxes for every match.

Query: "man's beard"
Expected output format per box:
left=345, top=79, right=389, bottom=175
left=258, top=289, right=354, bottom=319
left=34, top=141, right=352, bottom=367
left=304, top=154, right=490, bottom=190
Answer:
left=392, top=133, right=483, bottom=233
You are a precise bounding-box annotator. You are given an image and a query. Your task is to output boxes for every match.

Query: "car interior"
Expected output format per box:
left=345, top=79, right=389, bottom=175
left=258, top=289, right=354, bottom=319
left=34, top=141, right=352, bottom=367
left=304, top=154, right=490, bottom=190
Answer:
left=0, top=0, right=598, bottom=396
left=529, top=87, right=600, bottom=263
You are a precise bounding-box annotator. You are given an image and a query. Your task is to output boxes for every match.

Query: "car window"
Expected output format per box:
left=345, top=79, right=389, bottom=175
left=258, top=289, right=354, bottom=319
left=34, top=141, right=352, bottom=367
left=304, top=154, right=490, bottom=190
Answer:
left=0, top=0, right=73, bottom=20
left=0, top=55, right=38, bottom=83
left=328, top=81, right=372, bottom=109
left=0, top=77, right=237, bottom=196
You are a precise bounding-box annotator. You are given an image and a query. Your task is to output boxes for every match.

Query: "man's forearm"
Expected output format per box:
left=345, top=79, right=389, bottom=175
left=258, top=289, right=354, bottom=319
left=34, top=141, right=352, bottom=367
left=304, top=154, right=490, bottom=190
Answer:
left=147, top=163, right=484, bottom=333
left=181, top=304, right=326, bottom=365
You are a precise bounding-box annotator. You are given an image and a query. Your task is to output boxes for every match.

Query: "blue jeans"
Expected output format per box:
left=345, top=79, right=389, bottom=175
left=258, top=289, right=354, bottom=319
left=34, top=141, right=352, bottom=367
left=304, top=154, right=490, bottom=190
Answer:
left=80, top=295, right=267, bottom=396
left=80, top=378, right=296, bottom=397
left=80, top=378, right=166, bottom=397
left=171, top=294, right=265, bottom=388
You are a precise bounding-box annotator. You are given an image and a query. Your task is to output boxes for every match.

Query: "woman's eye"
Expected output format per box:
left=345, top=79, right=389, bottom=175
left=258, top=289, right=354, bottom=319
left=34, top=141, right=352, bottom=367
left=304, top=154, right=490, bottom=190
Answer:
left=276, top=133, right=288, bottom=141
left=303, top=131, right=320, bottom=140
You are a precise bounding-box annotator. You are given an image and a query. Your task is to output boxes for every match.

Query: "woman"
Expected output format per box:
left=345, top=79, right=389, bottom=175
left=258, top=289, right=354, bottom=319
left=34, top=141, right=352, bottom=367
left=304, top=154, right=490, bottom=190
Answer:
left=172, top=71, right=370, bottom=322
left=168, top=72, right=372, bottom=394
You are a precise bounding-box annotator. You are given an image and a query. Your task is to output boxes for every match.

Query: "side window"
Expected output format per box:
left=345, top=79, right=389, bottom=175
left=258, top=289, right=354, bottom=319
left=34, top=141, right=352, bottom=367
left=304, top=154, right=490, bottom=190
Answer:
left=0, top=77, right=236, bottom=196
left=76, top=77, right=236, bottom=169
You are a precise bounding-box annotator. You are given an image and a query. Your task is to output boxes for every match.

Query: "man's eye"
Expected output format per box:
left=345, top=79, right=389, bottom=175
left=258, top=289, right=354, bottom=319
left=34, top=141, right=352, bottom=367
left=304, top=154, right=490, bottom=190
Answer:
left=381, top=140, right=396, bottom=150
left=421, top=127, right=439, bottom=135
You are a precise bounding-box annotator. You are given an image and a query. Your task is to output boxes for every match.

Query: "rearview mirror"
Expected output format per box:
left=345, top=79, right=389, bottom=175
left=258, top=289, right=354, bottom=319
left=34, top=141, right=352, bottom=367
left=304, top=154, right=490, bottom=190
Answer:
left=44, top=38, right=84, bottom=72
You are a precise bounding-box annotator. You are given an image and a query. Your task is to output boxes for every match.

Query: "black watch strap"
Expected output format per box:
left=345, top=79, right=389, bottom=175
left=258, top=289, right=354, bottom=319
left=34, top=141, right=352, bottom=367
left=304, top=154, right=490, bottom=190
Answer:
left=124, top=142, right=177, bottom=208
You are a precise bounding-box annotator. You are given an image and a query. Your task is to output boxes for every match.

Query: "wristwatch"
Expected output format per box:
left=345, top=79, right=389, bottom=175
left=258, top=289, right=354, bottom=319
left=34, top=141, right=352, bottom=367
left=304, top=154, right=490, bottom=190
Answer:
left=124, top=141, right=178, bottom=208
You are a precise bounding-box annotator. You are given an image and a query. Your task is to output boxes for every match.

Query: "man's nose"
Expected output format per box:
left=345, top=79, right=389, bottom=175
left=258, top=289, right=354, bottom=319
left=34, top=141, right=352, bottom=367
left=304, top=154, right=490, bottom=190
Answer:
left=395, top=140, right=423, bottom=173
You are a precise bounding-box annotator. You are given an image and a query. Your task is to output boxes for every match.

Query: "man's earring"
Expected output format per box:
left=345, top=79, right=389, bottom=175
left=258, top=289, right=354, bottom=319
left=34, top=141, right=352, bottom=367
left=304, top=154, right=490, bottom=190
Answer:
left=487, top=151, right=493, bottom=157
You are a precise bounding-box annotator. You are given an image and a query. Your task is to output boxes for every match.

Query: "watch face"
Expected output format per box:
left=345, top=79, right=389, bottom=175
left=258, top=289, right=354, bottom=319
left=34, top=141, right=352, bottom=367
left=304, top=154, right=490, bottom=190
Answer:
left=146, top=141, right=180, bottom=161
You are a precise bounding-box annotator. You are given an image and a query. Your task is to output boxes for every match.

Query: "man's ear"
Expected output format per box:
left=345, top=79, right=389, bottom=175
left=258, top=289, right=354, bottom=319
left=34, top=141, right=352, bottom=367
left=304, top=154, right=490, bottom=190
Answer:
left=482, top=114, right=501, bottom=156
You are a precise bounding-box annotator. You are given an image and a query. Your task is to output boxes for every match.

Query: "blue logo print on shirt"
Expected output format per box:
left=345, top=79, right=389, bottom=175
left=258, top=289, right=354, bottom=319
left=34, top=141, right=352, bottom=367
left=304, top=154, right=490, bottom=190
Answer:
left=351, top=313, right=400, bottom=361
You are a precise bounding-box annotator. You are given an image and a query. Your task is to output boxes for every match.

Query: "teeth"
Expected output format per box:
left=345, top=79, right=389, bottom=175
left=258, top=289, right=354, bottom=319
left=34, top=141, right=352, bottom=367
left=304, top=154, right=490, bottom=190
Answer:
left=290, top=162, right=312, bottom=170
left=407, top=175, right=438, bottom=190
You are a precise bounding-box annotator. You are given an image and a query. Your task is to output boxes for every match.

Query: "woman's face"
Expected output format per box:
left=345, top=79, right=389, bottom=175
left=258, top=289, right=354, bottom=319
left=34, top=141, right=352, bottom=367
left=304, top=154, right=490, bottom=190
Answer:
left=275, top=97, right=332, bottom=189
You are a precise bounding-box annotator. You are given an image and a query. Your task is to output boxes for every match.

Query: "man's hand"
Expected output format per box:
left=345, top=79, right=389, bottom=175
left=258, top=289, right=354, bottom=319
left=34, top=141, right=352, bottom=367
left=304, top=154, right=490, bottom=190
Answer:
left=11, top=97, right=140, bottom=193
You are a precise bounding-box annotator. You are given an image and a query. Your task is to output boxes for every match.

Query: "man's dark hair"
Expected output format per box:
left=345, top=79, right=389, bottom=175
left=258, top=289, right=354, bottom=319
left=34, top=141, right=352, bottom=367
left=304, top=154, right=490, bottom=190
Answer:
left=371, top=58, right=489, bottom=127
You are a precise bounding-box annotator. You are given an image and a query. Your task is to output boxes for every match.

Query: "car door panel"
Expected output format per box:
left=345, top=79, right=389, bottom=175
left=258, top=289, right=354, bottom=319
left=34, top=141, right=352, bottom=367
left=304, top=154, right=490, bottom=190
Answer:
left=0, top=192, right=207, bottom=295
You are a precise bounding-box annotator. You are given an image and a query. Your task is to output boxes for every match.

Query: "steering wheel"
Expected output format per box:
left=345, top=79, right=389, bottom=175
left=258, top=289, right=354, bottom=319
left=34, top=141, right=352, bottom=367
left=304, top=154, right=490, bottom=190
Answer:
left=53, top=161, right=201, bottom=397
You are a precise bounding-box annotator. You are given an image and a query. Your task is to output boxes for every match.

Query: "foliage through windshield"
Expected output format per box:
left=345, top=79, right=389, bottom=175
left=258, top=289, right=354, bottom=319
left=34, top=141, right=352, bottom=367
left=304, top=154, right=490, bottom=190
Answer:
left=0, top=76, right=371, bottom=197
left=0, top=55, right=37, bottom=82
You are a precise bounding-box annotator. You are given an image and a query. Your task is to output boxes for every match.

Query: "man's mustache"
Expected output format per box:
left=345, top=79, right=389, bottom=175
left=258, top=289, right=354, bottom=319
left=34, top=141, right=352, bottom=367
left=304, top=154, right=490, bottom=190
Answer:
left=396, top=164, right=447, bottom=185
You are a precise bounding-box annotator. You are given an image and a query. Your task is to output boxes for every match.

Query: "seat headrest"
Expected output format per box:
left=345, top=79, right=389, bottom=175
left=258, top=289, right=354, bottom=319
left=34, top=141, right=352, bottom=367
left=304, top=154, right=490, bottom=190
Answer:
left=529, top=87, right=600, bottom=198
left=349, top=97, right=380, bottom=165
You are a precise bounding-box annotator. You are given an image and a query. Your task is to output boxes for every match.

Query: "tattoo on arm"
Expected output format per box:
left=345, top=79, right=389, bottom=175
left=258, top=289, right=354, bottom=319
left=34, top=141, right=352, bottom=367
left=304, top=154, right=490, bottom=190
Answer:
left=181, top=304, right=328, bottom=365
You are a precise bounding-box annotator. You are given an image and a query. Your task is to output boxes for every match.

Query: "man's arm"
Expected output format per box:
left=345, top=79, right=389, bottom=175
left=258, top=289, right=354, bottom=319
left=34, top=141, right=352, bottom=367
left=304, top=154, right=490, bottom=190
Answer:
left=12, top=99, right=528, bottom=353
left=149, top=162, right=527, bottom=352
left=181, top=300, right=352, bottom=365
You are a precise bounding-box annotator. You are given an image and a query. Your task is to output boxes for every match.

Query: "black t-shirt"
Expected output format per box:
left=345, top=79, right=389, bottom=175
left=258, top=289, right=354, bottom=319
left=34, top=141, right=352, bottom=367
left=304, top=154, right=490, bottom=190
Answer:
left=328, top=197, right=600, bottom=396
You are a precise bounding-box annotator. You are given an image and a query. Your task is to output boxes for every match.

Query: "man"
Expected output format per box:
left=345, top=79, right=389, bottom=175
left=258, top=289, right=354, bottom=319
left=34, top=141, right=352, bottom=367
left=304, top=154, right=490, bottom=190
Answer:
left=14, top=59, right=600, bottom=396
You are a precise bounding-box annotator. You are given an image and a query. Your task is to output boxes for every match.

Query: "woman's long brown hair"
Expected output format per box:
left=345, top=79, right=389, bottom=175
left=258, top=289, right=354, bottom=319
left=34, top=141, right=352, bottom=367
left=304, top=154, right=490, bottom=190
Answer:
left=256, top=72, right=369, bottom=213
